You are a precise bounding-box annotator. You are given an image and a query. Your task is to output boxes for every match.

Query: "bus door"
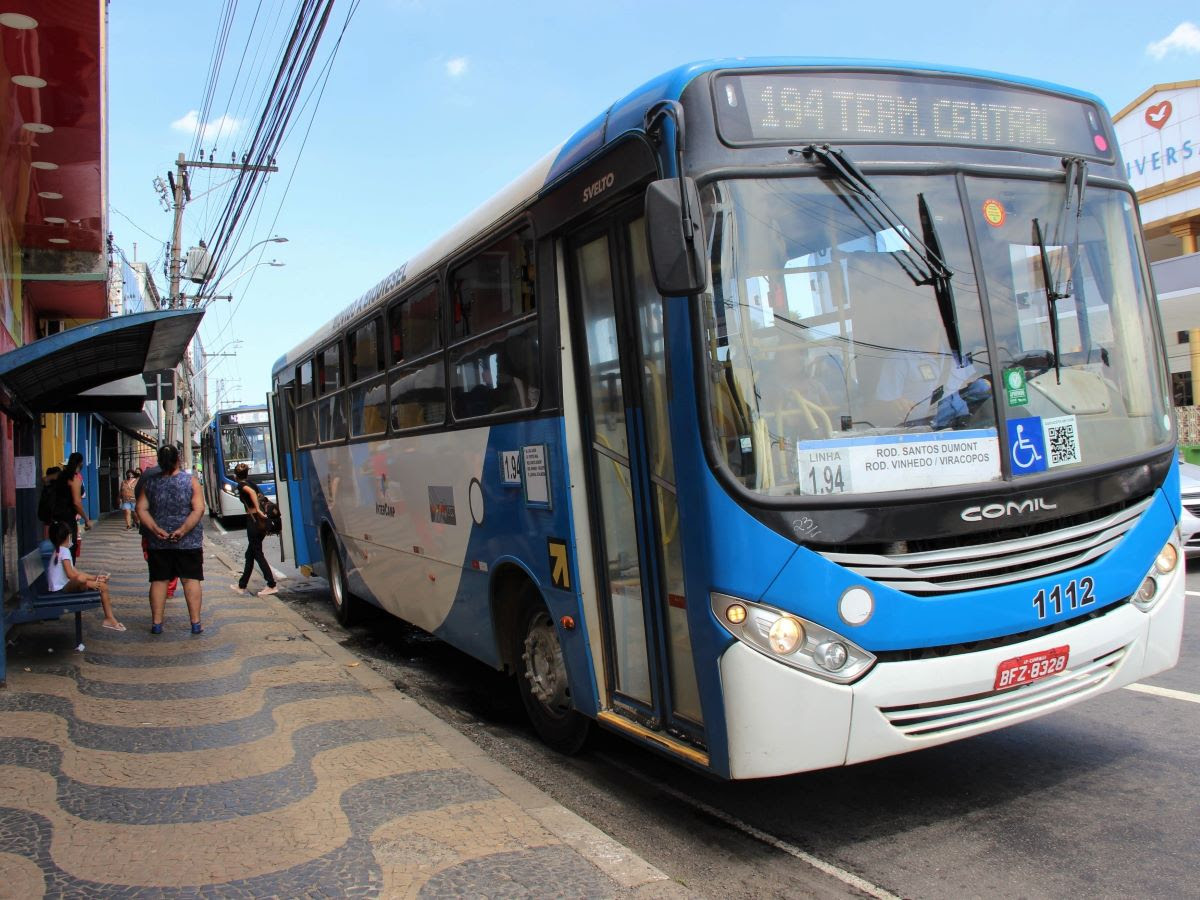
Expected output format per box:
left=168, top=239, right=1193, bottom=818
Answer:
left=567, top=206, right=704, bottom=745
left=266, top=391, right=296, bottom=565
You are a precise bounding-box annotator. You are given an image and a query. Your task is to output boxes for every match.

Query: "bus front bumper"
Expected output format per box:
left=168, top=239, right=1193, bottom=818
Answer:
left=719, top=565, right=1185, bottom=780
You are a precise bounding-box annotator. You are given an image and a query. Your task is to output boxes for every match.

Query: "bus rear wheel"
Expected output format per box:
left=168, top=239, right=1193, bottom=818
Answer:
left=324, top=536, right=359, bottom=627
left=514, top=597, right=590, bottom=754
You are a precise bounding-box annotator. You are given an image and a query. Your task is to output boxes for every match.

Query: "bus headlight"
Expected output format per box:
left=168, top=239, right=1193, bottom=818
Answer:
left=221, top=482, right=237, bottom=495
left=768, top=616, right=804, bottom=654
left=1133, top=537, right=1179, bottom=612
left=711, top=592, right=876, bottom=684
left=816, top=641, right=849, bottom=672
left=1154, top=542, right=1178, bottom=575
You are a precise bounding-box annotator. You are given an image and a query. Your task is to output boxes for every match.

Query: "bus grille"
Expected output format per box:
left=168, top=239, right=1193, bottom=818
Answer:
left=880, top=646, right=1126, bottom=738
left=821, top=497, right=1151, bottom=595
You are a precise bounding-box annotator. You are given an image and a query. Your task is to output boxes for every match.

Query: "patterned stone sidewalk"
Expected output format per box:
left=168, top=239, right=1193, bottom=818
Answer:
left=0, top=517, right=687, bottom=898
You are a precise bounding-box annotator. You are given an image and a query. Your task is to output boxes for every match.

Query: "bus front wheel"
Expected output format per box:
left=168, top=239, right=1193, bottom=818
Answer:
left=324, top=536, right=359, bottom=627
left=513, top=597, right=591, bottom=754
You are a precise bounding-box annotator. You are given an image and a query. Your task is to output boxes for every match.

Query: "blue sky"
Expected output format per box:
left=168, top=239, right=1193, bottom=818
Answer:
left=106, top=1, right=1200, bottom=405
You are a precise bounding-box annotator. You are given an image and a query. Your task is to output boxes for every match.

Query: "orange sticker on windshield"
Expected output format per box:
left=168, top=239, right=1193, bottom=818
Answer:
left=983, top=198, right=1006, bottom=227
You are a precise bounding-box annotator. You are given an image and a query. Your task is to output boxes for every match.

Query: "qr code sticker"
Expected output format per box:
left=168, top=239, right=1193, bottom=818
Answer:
left=1043, top=415, right=1081, bottom=468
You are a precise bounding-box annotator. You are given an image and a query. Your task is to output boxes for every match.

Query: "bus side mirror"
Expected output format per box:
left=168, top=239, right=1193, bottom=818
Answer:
left=645, top=177, right=707, bottom=296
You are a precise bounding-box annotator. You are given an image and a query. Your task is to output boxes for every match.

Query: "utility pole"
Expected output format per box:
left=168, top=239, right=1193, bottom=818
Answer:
left=166, top=153, right=277, bottom=471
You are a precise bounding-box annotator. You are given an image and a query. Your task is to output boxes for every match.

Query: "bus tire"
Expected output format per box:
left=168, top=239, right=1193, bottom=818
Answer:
left=323, top=534, right=359, bottom=627
left=513, top=595, right=591, bottom=754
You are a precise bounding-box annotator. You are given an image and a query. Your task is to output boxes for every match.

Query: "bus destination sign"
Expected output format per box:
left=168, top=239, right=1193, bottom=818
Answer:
left=714, top=72, right=1111, bottom=158
left=221, top=410, right=269, bottom=426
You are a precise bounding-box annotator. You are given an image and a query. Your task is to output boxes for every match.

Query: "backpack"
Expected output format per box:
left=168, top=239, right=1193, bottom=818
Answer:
left=50, top=475, right=77, bottom=524
left=241, top=480, right=281, bottom=535
left=258, top=490, right=282, bottom=536
left=37, top=481, right=56, bottom=525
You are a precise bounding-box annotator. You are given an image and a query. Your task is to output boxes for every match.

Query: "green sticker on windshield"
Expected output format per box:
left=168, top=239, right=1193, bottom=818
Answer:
left=1004, top=367, right=1029, bottom=406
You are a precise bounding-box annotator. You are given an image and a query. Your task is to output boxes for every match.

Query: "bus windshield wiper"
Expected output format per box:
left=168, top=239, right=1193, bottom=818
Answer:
left=917, top=192, right=963, bottom=365
left=800, top=145, right=961, bottom=361
left=1031, top=157, right=1089, bottom=384
left=1031, top=217, right=1063, bottom=384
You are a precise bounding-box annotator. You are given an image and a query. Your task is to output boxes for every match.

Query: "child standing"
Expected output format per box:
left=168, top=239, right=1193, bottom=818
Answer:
left=47, top=521, right=124, bottom=631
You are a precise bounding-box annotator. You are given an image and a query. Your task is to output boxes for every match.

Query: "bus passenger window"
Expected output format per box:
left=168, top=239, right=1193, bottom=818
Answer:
left=297, top=403, right=318, bottom=446
left=297, top=360, right=314, bottom=404
left=390, top=358, right=445, bottom=431
left=450, top=228, right=535, bottom=341
left=449, top=319, right=539, bottom=419
left=349, top=319, right=383, bottom=382
left=349, top=375, right=388, bottom=437
left=389, top=283, right=440, bottom=365
left=319, top=393, right=347, bottom=442
left=319, top=343, right=342, bottom=393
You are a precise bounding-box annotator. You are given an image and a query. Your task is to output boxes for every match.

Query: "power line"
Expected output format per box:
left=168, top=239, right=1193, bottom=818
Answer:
left=111, top=206, right=165, bottom=243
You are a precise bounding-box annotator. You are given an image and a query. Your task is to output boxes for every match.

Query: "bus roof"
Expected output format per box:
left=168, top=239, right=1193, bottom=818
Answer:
left=272, top=57, right=1106, bottom=378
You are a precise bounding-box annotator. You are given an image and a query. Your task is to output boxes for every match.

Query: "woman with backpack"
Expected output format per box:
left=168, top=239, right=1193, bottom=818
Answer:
left=230, top=462, right=278, bottom=597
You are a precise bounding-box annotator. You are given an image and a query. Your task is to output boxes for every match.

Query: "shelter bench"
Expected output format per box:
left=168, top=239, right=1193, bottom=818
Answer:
left=1, top=547, right=101, bottom=687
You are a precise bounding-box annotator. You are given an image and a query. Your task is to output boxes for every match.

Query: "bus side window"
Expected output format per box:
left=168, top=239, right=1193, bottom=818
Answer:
left=295, top=359, right=318, bottom=447
left=317, top=342, right=346, bottom=444
left=297, top=360, right=314, bottom=404
left=348, top=318, right=387, bottom=437
left=388, top=283, right=444, bottom=432
left=448, top=226, right=540, bottom=420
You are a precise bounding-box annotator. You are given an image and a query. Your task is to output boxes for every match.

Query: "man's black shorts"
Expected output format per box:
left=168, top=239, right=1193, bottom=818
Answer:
left=146, top=548, right=204, bottom=582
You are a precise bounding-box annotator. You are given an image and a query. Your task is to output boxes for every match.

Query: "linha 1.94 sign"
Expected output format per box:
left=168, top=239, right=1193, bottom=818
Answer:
left=714, top=71, right=1111, bottom=158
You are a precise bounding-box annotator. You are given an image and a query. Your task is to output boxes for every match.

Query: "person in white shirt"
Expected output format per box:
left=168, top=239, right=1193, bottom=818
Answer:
left=46, top=521, right=124, bottom=631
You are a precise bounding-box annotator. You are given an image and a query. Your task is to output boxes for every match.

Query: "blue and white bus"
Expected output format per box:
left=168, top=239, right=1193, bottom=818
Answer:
left=269, top=59, right=1184, bottom=779
left=200, top=405, right=277, bottom=521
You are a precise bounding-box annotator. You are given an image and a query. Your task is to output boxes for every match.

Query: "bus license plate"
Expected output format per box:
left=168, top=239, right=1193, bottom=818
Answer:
left=993, top=645, right=1069, bottom=690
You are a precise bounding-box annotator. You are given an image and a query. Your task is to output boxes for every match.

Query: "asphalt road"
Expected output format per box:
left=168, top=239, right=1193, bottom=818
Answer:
left=209, top=517, right=1199, bottom=900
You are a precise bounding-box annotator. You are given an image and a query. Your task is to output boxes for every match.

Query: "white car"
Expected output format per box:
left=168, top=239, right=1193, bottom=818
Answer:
left=1179, top=459, right=1200, bottom=558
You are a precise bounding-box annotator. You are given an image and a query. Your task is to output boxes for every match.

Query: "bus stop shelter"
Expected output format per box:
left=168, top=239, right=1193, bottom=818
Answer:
left=0, top=308, right=204, bottom=595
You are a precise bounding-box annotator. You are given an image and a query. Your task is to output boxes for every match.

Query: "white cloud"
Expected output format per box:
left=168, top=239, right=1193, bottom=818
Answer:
left=1147, top=21, right=1200, bottom=60
left=445, top=56, right=469, bottom=78
left=170, top=110, right=242, bottom=146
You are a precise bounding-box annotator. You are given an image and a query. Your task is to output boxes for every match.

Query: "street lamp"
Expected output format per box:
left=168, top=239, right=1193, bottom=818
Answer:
left=186, top=261, right=284, bottom=307
left=201, top=236, right=287, bottom=298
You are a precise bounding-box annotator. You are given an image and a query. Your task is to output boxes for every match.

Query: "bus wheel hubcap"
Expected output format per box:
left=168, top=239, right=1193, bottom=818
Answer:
left=523, top=614, right=568, bottom=711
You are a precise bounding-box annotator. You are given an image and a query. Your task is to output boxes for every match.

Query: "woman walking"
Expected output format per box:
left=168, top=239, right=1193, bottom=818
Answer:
left=230, top=463, right=278, bottom=596
left=136, top=444, right=206, bottom=634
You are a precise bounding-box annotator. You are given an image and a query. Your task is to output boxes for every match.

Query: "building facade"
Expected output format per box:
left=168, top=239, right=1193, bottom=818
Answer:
left=1114, top=81, right=1200, bottom=410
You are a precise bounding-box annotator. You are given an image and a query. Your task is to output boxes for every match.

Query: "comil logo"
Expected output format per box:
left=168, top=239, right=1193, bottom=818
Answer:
left=960, top=497, right=1058, bottom=522
left=1145, top=100, right=1173, bottom=130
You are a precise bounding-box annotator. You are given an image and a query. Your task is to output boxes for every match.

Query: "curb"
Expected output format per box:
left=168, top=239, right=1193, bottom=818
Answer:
left=205, top=535, right=686, bottom=896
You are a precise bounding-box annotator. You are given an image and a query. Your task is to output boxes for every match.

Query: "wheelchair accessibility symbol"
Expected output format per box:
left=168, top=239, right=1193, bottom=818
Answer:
left=1007, top=417, right=1047, bottom=475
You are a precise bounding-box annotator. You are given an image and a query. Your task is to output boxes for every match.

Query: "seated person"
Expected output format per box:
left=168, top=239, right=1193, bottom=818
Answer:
left=877, top=346, right=991, bottom=429
left=46, top=521, right=124, bottom=631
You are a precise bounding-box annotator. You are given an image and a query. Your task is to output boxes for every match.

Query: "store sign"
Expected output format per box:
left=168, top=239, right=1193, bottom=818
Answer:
left=1115, top=85, right=1200, bottom=192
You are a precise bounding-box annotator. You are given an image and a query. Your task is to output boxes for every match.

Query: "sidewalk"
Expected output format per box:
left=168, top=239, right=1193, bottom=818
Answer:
left=0, top=516, right=687, bottom=897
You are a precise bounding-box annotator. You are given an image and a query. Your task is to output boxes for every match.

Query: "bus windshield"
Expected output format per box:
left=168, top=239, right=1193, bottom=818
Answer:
left=700, top=173, right=1171, bottom=498
left=220, top=423, right=274, bottom=481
